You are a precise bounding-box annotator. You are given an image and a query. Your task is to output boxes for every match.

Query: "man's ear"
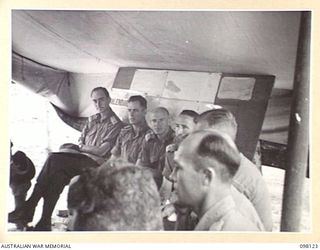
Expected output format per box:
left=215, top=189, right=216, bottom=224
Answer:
left=80, top=197, right=95, bottom=214
left=143, top=108, right=147, bottom=116
left=202, top=168, right=215, bottom=186
left=107, top=97, right=111, bottom=105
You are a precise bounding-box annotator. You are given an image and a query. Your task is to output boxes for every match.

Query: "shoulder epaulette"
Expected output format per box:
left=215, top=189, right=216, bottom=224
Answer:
left=110, top=116, right=119, bottom=125
left=88, top=113, right=100, bottom=122
left=122, top=124, right=132, bottom=130
left=120, top=124, right=133, bottom=134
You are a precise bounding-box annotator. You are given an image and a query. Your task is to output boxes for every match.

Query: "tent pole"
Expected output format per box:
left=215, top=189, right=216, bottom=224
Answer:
left=280, top=11, right=310, bottom=232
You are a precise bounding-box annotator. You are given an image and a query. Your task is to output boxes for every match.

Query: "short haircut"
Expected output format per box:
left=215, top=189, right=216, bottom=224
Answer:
left=91, top=87, right=110, bottom=98
left=179, top=109, right=199, bottom=123
left=198, top=108, right=237, bottom=127
left=68, top=161, right=163, bottom=231
left=198, top=108, right=237, bottom=138
left=149, top=107, right=170, bottom=117
left=191, top=130, right=240, bottom=182
left=128, top=95, right=147, bottom=109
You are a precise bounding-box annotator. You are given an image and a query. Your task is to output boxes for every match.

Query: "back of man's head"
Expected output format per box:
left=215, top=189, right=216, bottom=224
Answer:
left=128, top=95, right=147, bottom=109
left=197, top=108, right=238, bottom=141
left=68, top=161, right=163, bottom=231
left=179, top=109, right=199, bottom=122
left=184, top=130, right=241, bottom=183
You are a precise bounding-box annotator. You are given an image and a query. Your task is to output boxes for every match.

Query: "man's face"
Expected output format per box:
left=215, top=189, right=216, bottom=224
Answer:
left=175, top=114, right=196, bottom=137
left=127, top=101, right=146, bottom=125
left=149, top=111, right=170, bottom=135
left=170, top=138, right=204, bottom=208
left=91, top=89, right=110, bottom=114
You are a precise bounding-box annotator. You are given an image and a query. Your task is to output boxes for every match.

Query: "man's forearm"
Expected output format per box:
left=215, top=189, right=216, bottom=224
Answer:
left=80, top=143, right=112, bottom=157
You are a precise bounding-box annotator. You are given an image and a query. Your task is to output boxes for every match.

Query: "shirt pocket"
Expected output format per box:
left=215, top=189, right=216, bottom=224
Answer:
left=86, top=128, right=98, bottom=141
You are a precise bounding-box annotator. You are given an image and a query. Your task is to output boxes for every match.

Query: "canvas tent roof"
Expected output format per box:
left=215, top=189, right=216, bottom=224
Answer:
left=12, top=10, right=302, bottom=144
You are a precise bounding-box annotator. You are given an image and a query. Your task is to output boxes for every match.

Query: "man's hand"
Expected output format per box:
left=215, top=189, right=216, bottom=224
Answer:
left=166, top=144, right=178, bottom=153
left=161, top=201, right=175, bottom=218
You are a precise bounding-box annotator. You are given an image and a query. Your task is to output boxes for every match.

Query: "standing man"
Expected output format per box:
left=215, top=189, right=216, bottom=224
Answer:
left=195, top=108, right=273, bottom=231
left=110, top=95, right=149, bottom=164
left=137, top=107, right=175, bottom=189
left=9, top=87, right=123, bottom=231
left=171, top=130, right=261, bottom=231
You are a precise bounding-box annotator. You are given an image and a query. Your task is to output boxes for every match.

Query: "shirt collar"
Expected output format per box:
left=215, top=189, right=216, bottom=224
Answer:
left=138, top=120, right=149, bottom=133
left=146, top=127, right=175, bottom=143
left=164, top=127, right=175, bottom=144
left=195, top=195, right=235, bottom=231
left=131, top=120, right=150, bottom=138
left=98, top=107, right=114, bottom=122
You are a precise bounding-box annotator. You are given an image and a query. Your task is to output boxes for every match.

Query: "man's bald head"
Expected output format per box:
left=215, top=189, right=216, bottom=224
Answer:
left=177, top=130, right=240, bottom=182
left=149, top=107, right=169, bottom=117
left=147, top=107, right=170, bottom=136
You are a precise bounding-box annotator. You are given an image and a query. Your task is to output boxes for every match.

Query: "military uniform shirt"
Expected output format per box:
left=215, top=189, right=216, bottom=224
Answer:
left=232, top=154, right=273, bottom=231
left=195, top=195, right=261, bottom=231
left=111, top=121, right=149, bottom=164
left=138, top=128, right=175, bottom=188
left=138, top=128, right=175, bottom=171
left=79, top=108, right=123, bottom=164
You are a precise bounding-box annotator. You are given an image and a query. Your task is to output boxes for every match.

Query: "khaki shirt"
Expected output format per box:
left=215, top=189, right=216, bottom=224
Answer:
left=232, top=154, right=273, bottom=231
left=138, top=128, right=175, bottom=172
left=79, top=108, right=123, bottom=164
left=162, top=134, right=188, bottom=180
left=195, top=195, right=261, bottom=231
left=138, top=128, right=175, bottom=187
left=111, top=122, right=150, bottom=164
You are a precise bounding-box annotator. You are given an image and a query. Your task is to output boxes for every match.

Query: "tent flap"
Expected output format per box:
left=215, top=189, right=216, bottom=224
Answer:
left=12, top=52, right=78, bottom=115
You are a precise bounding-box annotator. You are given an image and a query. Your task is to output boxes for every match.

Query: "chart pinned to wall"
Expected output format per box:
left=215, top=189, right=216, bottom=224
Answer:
left=162, top=71, right=221, bottom=103
left=218, top=77, right=255, bottom=100
left=130, top=69, right=168, bottom=96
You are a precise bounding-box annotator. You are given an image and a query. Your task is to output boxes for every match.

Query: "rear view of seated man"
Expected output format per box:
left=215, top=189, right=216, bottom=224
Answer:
left=9, top=87, right=123, bottom=231
left=196, top=108, right=273, bottom=231
left=110, top=95, right=149, bottom=163
left=136, top=107, right=175, bottom=189
left=171, top=130, right=261, bottom=231
left=67, top=160, right=163, bottom=231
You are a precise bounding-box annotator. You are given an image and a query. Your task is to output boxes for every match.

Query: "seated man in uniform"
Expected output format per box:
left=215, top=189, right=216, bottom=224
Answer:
left=67, top=160, right=163, bottom=231
left=160, top=110, right=198, bottom=230
left=110, top=95, right=149, bottom=164
left=170, top=130, right=261, bottom=231
left=136, top=107, right=175, bottom=189
left=196, top=108, right=273, bottom=231
left=161, top=109, right=199, bottom=199
left=8, top=87, right=123, bottom=231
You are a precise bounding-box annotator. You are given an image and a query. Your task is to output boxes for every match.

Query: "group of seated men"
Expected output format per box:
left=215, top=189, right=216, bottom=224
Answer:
left=8, top=86, right=273, bottom=232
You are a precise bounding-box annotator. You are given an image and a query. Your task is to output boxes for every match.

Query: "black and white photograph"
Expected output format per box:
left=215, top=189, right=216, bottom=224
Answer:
left=1, top=4, right=314, bottom=244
